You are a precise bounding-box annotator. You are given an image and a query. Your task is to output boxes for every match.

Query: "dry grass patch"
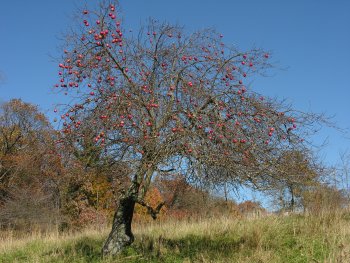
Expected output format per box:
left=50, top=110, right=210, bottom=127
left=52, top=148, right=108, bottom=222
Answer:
left=0, top=212, right=350, bottom=262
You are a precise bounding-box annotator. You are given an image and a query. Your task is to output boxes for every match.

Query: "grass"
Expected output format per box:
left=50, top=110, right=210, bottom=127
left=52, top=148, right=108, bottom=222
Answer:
left=1, top=212, right=350, bottom=262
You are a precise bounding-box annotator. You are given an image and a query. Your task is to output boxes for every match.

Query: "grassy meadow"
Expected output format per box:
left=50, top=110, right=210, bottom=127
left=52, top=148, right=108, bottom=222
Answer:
left=1, top=212, right=350, bottom=263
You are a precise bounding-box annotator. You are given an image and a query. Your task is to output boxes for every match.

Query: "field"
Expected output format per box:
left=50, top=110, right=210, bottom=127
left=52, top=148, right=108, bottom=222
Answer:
left=1, top=212, right=350, bottom=263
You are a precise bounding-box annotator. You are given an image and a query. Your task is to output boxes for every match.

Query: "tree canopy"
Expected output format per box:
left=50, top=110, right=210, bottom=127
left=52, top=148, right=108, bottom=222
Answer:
left=52, top=1, right=323, bottom=256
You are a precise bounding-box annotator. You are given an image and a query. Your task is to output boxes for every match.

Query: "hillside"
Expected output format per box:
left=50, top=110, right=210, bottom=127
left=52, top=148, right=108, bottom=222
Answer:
left=1, top=212, right=349, bottom=263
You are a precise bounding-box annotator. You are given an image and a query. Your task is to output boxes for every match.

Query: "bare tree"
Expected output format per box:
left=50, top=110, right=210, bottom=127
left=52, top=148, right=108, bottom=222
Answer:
left=54, top=1, right=325, bottom=256
left=338, top=150, right=350, bottom=199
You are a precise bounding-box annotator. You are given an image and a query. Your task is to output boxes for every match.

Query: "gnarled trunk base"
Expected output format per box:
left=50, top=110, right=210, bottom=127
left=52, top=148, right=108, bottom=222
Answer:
left=102, top=194, right=136, bottom=257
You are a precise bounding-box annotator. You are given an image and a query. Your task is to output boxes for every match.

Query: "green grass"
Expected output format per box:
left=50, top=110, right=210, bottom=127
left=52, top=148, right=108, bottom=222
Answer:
left=1, top=212, right=350, bottom=262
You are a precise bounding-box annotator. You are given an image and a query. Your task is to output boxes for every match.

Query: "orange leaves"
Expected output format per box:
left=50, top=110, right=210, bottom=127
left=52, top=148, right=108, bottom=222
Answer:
left=134, top=187, right=167, bottom=222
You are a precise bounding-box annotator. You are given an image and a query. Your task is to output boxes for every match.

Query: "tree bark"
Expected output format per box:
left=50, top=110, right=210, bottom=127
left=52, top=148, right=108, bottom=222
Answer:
left=102, top=182, right=138, bottom=257
left=290, top=186, right=295, bottom=212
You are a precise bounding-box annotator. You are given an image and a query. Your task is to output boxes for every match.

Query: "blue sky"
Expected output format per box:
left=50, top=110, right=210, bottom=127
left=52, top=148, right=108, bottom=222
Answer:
left=1, top=0, right=350, bottom=203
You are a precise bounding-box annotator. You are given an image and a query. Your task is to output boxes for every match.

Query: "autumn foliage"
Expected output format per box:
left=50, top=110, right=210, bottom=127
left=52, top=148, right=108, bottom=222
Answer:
left=0, top=100, right=346, bottom=233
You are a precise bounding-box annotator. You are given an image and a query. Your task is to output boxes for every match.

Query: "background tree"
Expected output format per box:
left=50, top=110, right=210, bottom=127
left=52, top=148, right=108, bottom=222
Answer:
left=265, top=150, right=319, bottom=212
left=0, top=99, right=60, bottom=230
left=337, top=151, right=350, bottom=199
left=154, top=173, right=241, bottom=219
left=55, top=117, right=132, bottom=229
left=54, top=1, right=323, bottom=256
left=302, top=184, right=348, bottom=214
left=0, top=99, right=52, bottom=201
left=238, top=200, right=265, bottom=217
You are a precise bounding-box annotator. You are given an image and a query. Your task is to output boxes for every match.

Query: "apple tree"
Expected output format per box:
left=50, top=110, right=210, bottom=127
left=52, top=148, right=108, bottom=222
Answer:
left=54, top=1, right=318, bottom=256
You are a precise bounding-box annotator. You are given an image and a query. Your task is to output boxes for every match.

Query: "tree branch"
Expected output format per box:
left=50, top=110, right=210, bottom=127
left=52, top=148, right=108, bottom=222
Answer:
left=136, top=199, right=165, bottom=220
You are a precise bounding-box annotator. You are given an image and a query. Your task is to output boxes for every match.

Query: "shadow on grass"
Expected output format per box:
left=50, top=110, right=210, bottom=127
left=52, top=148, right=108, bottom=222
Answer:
left=42, top=234, right=247, bottom=262
left=44, top=237, right=103, bottom=263
left=131, top=234, right=248, bottom=262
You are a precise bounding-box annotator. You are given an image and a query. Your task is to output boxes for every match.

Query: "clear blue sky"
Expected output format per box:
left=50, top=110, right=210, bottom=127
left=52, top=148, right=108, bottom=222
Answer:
left=1, top=0, right=349, bottom=193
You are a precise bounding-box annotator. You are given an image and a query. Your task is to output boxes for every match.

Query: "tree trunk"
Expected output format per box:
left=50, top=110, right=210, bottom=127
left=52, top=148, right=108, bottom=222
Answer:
left=290, top=186, right=295, bottom=212
left=102, top=183, right=138, bottom=257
